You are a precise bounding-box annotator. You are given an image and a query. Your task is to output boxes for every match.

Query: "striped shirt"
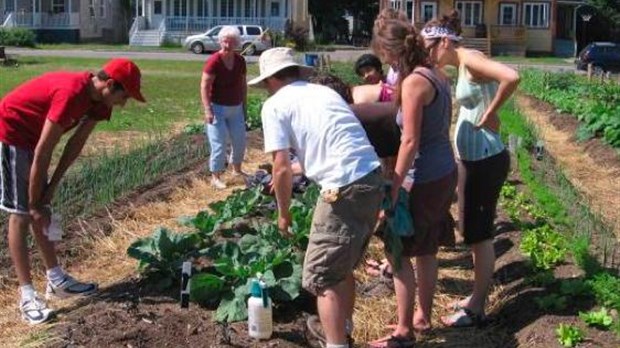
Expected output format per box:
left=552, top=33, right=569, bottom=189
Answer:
left=454, top=64, right=505, bottom=161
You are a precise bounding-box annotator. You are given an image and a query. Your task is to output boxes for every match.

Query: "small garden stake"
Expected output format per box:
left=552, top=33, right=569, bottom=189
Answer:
left=181, top=261, right=192, bottom=308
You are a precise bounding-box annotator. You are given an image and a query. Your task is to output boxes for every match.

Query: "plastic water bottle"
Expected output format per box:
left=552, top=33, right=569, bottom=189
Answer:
left=45, top=214, right=63, bottom=242
left=247, top=279, right=272, bottom=339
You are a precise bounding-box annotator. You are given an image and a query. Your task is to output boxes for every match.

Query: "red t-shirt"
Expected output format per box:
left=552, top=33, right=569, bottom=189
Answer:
left=0, top=71, right=111, bottom=151
left=203, top=52, right=246, bottom=106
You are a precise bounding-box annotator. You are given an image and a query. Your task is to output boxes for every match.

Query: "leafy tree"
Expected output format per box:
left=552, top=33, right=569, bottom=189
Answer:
left=587, top=0, right=620, bottom=28
left=309, top=0, right=380, bottom=44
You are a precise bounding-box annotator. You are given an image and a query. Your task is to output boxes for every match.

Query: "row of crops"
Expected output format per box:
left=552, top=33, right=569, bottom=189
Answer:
left=519, top=69, right=620, bottom=148
left=127, top=185, right=319, bottom=322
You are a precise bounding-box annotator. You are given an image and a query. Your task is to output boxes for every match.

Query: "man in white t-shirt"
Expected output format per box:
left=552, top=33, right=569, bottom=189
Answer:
left=249, top=47, right=384, bottom=348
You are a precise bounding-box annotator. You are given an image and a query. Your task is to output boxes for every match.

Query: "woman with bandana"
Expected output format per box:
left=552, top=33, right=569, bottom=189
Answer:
left=421, top=11, right=520, bottom=328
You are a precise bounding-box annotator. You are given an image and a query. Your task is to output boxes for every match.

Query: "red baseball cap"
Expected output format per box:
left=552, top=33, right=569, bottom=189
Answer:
left=102, top=58, right=146, bottom=102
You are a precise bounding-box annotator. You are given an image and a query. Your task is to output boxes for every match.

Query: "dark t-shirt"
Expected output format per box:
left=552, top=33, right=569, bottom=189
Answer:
left=203, top=52, right=246, bottom=106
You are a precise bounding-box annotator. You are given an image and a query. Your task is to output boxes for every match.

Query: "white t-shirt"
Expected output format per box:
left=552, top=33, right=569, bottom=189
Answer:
left=262, top=81, right=380, bottom=191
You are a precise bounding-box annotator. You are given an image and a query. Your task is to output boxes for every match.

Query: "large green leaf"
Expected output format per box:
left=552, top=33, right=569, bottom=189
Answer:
left=192, top=211, right=218, bottom=236
left=215, top=295, right=248, bottom=322
left=238, top=234, right=260, bottom=254
left=191, top=273, right=225, bottom=305
left=153, top=227, right=174, bottom=260
left=127, top=238, right=158, bottom=268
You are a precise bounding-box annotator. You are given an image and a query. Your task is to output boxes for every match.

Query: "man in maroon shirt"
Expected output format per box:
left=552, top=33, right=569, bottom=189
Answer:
left=0, top=58, right=145, bottom=324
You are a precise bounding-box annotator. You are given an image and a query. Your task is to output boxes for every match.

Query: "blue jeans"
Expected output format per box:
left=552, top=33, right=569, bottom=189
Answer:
left=205, top=103, right=247, bottom=173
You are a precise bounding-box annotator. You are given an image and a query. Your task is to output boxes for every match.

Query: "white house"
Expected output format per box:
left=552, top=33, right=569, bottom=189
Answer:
left=1, top=0, right=127, bottom=43
left=130, top=0, right=310, bottom=46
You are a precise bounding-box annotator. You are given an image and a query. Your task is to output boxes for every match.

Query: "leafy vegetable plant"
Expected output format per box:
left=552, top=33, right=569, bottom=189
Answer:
left=521, top=224, right=567, bottom=270
left=579, top=307, right=613, bottom=329
left=556, top=323, right=584, bottom=347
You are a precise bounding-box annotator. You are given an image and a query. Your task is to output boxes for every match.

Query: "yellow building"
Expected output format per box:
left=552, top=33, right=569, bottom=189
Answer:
left=380, top=0, right=586, bottom=56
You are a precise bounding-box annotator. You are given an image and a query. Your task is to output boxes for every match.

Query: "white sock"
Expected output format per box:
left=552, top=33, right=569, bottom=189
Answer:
left=46, top=266, right=66, bottom=286
left=20, top=284, right=36, bottom=301
left=325, top=344, right=349, bottom=348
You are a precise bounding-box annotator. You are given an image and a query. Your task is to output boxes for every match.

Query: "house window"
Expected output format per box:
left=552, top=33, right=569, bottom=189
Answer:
left=88, top=0, right=105, bottom=18
left=52, top=0, right=65, bottom=14
left=389, top=0, right=414, bottom=21
left=455, top=1, right=483, bottom=27
left=220, top=0, right=233, bottom=17
left=523, top=2, right=549, bottom=28
left=154, top=0, right=163, bottom=15
left=174, top=0, right=187, bottom=16
left=421, top=2, right=437, bottom=23
left=244, top=0, right=252, bottom=17
left=197, top=0, right=209, bottom=16
left=499, top=3, right=517, bottom=26
left=270, top=1, right=280, bottom=17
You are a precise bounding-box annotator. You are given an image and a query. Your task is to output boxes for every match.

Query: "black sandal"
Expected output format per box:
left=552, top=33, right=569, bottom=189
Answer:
left=369, top=335, right=416, bottom=348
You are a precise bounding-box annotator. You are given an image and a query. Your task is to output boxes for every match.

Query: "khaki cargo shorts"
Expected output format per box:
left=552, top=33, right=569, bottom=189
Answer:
left=302, top=169, right=384, bottom=295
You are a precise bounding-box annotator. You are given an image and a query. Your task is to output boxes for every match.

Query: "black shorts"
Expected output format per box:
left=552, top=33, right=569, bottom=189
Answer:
left=0, top=142, right=33, bottom=215
left=457, top=150, right=510, bottom=244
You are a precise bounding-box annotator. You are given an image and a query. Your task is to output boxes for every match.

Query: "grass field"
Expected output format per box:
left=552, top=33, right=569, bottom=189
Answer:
left=0, top=56, right=264, bottom=133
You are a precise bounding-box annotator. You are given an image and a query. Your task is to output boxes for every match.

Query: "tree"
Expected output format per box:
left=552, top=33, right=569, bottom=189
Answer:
left=309, top=0, right=379, bottom=44
left=587, top=0, right=620, bottom=31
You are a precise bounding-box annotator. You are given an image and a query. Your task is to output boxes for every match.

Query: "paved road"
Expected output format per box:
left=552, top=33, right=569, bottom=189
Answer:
left=6, top=47, right=578, bottom=73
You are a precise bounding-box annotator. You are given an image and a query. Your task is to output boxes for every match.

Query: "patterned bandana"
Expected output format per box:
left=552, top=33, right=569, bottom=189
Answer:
left=420, top=26, right=462, bottom=42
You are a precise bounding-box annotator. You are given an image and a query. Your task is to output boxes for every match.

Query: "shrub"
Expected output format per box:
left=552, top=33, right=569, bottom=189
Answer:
left=284, top=20, right=309, bottom=51
left=0, top=28, right=36, bottom=47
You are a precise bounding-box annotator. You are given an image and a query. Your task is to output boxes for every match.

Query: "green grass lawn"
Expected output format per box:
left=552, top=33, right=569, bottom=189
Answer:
left=37, top=43, right=185, bottom=52
left=1, top=56, right=263, bottom=133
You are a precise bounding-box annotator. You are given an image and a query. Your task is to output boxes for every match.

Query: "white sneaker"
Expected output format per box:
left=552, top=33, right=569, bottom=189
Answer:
left=45, top=275, right=98, bottom=300
left=20, top=295, right=54, bottom=325
left=211, top=177, right=227, bottom=189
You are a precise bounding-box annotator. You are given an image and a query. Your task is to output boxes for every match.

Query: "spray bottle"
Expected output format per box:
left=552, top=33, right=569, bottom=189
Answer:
left=247, top=278, right=272, bottom=339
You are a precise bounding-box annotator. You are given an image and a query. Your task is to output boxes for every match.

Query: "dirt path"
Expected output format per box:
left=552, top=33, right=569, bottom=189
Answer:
left=515, top=95, right=620, bottom=236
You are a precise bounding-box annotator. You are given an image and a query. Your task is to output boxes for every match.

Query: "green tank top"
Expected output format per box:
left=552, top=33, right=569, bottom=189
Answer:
left=454, top=64, right=505, bottom=161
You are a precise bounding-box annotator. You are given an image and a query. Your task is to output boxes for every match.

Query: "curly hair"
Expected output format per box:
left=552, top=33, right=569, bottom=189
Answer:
left=371, top=13, right=430, bottom=105
left=308, top=72, right=353, bottom=104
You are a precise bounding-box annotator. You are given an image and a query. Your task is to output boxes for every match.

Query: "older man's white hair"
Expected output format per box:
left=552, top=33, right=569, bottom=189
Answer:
left=218, top=26, right=241, bottom=42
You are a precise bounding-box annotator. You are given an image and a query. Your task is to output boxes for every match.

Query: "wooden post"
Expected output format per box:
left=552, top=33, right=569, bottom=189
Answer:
left=587, top=63, right=593, bottom=81
left=325, top=54, right=331, bottom=72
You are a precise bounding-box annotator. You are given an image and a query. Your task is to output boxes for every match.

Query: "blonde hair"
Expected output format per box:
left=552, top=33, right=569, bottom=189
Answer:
left=218, top=25, right=241, bottom=42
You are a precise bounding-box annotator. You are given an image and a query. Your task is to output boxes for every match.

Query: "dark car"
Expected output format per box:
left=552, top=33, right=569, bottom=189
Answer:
left=576, top=42, right=620, bottom=72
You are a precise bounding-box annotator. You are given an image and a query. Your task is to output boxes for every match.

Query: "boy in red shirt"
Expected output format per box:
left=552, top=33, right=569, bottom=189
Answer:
left=0, top=58, right=145, bottom=324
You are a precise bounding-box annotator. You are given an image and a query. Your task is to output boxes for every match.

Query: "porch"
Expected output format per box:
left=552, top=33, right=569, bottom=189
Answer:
left=130, top=0, right=306, bottom=46
left=163, top=16, right=286, bottom=33
left=1, top=0, right=80, bottom=29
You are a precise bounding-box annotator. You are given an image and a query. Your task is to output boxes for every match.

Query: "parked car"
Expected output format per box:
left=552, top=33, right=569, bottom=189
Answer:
left=183, top=25, right=271, bottom=55
left=576, top=42, right=620, bottom=72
